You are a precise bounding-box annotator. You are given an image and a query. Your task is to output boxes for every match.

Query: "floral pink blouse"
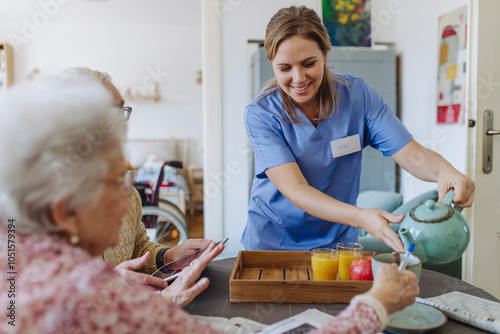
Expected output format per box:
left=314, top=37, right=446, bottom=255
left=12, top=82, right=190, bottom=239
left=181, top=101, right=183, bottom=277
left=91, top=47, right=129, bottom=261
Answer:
left=0, top=227, right=386, bottom=334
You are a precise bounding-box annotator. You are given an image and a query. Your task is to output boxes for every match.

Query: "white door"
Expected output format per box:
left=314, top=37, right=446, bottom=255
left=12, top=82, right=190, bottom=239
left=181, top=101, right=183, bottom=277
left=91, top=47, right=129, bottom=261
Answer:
left=464, top=0, right=500, bottom=299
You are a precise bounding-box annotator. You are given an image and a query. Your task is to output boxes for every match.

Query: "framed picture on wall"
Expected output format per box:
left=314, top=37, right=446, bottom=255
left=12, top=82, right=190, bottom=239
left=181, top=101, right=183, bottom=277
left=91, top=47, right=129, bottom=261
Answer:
left=436, top=5, right=467, bottom=124
left=322, top=0, right=371, bottom=47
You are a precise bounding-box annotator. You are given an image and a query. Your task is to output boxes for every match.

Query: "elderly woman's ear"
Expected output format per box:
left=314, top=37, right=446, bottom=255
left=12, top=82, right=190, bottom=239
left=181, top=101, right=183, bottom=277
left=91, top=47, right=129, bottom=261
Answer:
left=50, top=201, right=79, bottom=240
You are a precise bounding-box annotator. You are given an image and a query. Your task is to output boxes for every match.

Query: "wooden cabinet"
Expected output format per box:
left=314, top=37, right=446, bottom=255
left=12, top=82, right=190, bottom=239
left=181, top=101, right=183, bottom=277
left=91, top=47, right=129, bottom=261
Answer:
left=188, top=166, right=203, bottom=216
left=0, top=43, right=13, bottom=93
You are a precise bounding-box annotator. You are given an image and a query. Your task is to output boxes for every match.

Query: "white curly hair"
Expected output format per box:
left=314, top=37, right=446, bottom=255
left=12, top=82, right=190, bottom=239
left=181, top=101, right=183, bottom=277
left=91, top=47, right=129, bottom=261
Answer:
left=0, top=76, right=127, bottom=234
left=58, top=66, right=113, bottom=82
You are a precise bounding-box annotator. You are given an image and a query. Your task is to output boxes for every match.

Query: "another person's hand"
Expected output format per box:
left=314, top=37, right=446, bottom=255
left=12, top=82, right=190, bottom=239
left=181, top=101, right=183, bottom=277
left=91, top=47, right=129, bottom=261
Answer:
left=356, top=208, right=405, bottom=252
left=161, top=241, right=224, bottom=306
left=366, top=263, right=419, bottom=315
left=162, top=238, right=213, bottom=270
left=114, top=252, right=169, bottom=291
left=437, top=169, right=475, bottom=208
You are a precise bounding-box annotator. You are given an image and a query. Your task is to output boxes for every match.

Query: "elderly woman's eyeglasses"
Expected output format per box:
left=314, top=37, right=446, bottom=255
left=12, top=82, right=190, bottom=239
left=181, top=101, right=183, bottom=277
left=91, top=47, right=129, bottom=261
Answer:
left=121, top=106, right=132, bottom=121
left=101, top=170, right=135, bottom=195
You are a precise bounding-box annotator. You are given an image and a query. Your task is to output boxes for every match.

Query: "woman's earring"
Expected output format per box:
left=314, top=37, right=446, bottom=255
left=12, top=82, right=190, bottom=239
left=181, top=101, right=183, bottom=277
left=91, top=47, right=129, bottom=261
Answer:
left=70, top=235, right=79, bottom=244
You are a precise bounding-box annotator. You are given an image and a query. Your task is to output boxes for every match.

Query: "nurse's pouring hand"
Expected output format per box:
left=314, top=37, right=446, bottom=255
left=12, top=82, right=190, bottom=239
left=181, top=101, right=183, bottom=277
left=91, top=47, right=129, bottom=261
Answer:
left=436, top=169, right=475, bottom=208
left=356, top=208, right=405, bottom=253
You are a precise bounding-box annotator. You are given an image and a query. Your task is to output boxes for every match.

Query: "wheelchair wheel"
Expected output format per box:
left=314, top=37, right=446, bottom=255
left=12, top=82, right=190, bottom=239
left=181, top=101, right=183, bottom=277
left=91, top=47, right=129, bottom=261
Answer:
left=142, top=206, right=189, bottom=245
left=158, top=198, right=188, bottom=230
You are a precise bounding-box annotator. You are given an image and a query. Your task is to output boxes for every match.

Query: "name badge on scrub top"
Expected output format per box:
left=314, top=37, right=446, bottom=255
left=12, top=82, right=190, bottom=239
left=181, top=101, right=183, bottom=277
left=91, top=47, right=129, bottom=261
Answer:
left=330, top=134, right=361, bottom=158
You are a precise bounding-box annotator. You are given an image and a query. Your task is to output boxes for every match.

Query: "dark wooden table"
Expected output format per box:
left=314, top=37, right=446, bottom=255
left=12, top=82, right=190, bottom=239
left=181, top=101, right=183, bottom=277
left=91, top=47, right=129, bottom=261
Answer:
left=185, top=257, right=498, bottom=333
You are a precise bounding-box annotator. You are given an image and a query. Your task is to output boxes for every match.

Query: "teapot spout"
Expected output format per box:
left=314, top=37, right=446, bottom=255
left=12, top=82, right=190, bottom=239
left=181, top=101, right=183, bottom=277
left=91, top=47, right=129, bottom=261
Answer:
left=399, top=227, right=428, bottom=262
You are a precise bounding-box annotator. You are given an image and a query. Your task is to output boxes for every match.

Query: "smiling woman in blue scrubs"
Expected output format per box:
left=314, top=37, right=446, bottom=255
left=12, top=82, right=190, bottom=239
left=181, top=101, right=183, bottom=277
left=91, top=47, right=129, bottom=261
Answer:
left=242, top=6, right=475, bottom=252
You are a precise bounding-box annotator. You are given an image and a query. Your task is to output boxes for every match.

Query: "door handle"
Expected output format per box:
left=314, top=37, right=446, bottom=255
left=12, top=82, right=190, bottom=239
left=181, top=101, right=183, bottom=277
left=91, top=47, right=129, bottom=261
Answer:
left=483, top=109, right=499, bottom=173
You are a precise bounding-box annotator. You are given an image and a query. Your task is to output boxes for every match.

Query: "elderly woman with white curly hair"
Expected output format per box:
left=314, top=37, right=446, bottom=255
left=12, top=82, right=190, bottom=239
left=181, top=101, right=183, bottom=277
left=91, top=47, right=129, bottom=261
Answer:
left=0, top=77, right=418, bottom=333
left=59, top=66, right=216, bottom=294
left=0, top=76, right=225, bottom=333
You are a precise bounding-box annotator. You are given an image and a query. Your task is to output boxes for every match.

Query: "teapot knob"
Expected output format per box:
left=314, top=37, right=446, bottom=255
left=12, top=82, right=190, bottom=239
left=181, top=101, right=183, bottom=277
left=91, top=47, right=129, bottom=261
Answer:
left=424, top=199, right=436, bottom=210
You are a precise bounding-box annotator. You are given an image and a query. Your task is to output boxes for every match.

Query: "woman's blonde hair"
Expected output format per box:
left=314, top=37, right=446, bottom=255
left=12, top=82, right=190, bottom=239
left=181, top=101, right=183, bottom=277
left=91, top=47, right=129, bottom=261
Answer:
left=260, top=5, right=345, bottom=124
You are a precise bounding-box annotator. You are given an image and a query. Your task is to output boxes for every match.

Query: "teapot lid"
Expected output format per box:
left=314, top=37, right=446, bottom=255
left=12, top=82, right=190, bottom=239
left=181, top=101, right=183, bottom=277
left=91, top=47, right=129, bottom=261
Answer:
left=410, top=199, right=454, bottom=223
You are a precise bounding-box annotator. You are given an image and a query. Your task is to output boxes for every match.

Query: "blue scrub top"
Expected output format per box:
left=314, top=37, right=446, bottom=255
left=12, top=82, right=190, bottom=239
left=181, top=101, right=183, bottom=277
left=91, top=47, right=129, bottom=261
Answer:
left=242, top=74, right=413, bottom=251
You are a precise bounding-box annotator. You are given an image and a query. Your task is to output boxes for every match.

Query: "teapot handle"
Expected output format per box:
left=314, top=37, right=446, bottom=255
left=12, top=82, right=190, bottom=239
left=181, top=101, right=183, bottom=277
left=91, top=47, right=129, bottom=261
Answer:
left=443, top=189, right=455, bottom=205
left=443, top=189, right=464, bottom=212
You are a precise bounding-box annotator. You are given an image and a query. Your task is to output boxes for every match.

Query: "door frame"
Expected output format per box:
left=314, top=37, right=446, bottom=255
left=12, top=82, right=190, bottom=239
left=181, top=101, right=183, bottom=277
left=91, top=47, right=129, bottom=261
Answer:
left=463, top=0, right=500, bottom=299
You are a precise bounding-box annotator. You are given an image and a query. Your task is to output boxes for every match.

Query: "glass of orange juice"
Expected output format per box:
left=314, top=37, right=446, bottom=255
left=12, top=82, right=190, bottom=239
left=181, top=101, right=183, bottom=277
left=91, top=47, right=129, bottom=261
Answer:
left=311, top=248, right=339, bottom=280
left=337, top=242, right=363, bottom=280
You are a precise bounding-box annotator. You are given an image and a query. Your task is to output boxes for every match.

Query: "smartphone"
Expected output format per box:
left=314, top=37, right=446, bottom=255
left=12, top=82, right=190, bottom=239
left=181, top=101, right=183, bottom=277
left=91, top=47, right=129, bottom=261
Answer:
left=152, top=237, right=229, bottom=282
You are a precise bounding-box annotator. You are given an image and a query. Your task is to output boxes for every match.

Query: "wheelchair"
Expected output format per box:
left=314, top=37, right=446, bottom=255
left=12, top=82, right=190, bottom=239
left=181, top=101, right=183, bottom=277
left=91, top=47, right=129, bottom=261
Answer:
left=134, top=161, right=189, bottom=245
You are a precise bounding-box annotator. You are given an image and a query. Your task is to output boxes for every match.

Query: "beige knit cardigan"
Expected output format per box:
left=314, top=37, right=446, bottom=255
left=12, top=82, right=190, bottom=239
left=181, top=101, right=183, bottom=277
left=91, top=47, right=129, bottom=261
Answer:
left=102, top=188, right=165, bottom=274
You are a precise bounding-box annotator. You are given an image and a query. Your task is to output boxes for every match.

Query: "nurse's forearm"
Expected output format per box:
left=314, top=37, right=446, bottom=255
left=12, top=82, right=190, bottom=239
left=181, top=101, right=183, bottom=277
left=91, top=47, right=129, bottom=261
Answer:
left=265, top=162, right=405, bottom=251
left=282, top=183, right=405, bottom=251
left=391, top=139, right=475, bottom=206
left=391, top=139, right=454, bottom=182
left=265, top=162, right=364, bottom=227
left=286, top=183, right=365, bottom=227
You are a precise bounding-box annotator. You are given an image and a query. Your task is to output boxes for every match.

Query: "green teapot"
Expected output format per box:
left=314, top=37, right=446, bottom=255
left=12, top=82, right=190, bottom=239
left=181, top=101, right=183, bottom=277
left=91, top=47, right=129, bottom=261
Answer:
left=398, top=189, right=470, bottom=264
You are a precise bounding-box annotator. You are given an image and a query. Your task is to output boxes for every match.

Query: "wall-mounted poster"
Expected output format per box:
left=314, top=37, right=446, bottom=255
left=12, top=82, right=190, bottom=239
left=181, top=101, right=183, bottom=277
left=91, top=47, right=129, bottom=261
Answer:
left=437, top=5, right=467, bottom=124
left=323, top=0, right=371, bottom=47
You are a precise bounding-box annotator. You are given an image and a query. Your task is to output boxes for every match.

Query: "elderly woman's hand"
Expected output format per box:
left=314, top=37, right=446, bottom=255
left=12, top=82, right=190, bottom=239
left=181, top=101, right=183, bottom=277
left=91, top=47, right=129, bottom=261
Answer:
left=114, top=252, right=168, bottom=291
left=366, top=263, right=420, bottom=315
left=161, top=241, right=224, bottom=306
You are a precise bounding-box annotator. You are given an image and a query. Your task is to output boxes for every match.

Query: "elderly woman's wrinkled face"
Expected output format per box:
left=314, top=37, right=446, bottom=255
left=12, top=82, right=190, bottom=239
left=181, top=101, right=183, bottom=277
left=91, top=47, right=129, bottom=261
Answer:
left=75, top=154, right=130, bottom=256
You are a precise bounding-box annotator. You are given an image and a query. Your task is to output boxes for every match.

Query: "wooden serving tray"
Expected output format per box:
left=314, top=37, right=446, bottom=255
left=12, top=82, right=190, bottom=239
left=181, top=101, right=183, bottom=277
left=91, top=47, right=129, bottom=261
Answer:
left=229, top=250, right=373, bottom=304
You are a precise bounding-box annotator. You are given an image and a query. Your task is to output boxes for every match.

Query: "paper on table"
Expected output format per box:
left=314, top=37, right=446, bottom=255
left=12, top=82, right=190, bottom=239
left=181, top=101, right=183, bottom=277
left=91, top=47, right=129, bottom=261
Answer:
left=196, top=309, right=385, bottom=334
left=255, top=309, right=334, bottom=334
left=416, top=291, right=500, bottom=333
left=255, top=308, right=386, bottom=334
left=194, top=315, right=266, bottom=334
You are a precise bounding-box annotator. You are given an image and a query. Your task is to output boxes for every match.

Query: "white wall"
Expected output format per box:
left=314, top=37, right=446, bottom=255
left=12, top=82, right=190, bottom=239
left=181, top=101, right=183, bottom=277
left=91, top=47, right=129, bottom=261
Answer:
left=395, top=0, right=468, bottom=201
left=0, top=0, right=203, bottom=166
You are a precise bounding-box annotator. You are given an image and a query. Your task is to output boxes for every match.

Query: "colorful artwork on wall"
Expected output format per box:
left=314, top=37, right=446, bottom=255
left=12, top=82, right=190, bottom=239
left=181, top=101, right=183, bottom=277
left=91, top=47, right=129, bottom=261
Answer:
left=322, top=0, right=371, bottom=47
left=436, top=5, right=468, bottom=124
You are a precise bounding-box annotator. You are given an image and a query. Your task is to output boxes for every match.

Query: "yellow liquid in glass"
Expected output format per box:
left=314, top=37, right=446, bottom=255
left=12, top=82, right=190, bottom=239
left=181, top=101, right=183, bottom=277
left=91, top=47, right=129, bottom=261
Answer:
left=311, top=253, right=339, bottom=280
left=338, top=251, right=362, bottom=280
